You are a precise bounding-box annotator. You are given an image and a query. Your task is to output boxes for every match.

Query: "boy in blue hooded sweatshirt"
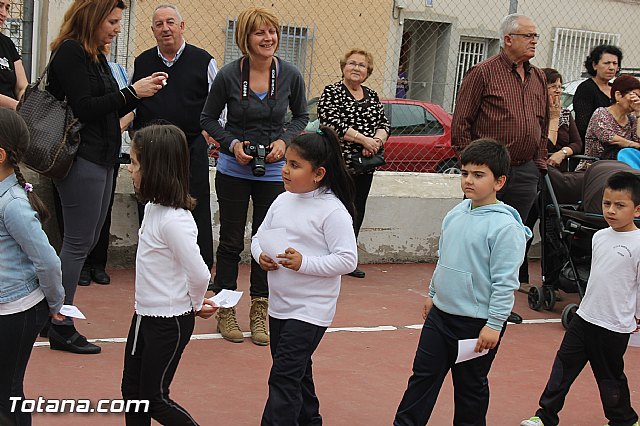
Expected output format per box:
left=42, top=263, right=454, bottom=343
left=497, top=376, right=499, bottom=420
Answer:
left=394, top=138, right=532, bottom=426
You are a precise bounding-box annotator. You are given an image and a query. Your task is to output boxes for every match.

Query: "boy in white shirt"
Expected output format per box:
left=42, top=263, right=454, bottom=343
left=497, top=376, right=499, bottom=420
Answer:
left=522, top=171, right=640, bottom=426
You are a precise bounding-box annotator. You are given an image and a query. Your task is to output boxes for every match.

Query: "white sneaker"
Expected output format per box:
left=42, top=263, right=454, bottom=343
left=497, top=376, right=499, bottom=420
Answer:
left=520, top=417, right=544, bottom=426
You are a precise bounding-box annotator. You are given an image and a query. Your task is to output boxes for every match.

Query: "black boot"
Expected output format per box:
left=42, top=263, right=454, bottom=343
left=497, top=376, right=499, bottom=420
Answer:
left=90, top=267, right=111, bottom=285
left=78, top=264, right=91, bottom=286
left=347, top=267, right=366, bottom=278
left=507, top=311, right=523, bottom=324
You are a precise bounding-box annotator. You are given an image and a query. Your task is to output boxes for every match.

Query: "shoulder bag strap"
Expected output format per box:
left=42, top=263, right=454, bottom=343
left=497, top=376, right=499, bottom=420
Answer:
left=33, top=39, right=73, bottom=89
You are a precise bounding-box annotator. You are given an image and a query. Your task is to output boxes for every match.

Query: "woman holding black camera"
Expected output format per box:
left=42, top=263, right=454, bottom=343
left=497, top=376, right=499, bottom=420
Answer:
left=201, top=7, right=307, bottom=346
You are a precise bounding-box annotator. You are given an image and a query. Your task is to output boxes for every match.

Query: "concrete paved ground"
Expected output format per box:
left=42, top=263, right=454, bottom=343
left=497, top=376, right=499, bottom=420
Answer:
left=24, top=262, right=640, bottom=425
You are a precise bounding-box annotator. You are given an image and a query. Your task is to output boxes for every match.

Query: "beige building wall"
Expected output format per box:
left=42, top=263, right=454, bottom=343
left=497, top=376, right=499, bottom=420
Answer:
left=39, top=0, right=640, bottom=110
left=395, top=0, right=640, bottom=110
left=128, top=0, right=395, bottom=99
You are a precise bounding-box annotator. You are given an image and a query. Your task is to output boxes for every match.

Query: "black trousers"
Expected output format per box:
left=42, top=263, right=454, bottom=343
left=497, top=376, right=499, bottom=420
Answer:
left=188, top=134, right=214, bottom=271
left=497, top=160, right=540, bottom=223
left=394, top=307, right=506, bottom=426
left=136, top=134, right=214, bottom=271
left=498, top=160, right=539, bottom=287
left=211, top=171, right=284, bottom=298
left=352, top=173, right=374, bottom=239
left=0, top=299, right=48, bottom=426
left=535, top=315, right=638, bottom=426
left=519, top=191, right=540, bottom=283
left=121, top=313, right=198, bottom=426
left=262, top=317, right=326, bottom=426
left=88, top=163, right=119, bottom=268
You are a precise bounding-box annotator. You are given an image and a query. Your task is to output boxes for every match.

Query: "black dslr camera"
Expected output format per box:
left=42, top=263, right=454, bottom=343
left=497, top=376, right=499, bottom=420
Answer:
left=243, top=142, right=272, bottom=177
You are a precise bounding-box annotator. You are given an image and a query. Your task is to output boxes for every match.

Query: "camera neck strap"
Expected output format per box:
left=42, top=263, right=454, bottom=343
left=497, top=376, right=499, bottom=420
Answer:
left=240, top=56, right=278, bottom=145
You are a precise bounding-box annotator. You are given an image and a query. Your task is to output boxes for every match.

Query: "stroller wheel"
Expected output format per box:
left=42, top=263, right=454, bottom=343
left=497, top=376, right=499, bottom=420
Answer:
left=542, top=286, right=556, bottom=311
left=527, top=286, right=543, bottom=311
left=561, top=304, right=579, bottom=329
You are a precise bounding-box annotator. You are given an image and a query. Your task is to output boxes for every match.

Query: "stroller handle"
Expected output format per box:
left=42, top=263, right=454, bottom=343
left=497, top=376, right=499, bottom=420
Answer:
left=544, top=173, right=568, bottom=234
left=567, top=154, right=599, bottom=169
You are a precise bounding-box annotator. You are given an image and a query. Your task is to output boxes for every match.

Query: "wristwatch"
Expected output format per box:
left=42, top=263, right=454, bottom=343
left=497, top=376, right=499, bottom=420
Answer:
left=561, top=148, right=569, bottom=157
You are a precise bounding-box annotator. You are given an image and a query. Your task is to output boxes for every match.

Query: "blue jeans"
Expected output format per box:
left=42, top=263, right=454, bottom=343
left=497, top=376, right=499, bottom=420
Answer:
left=0, top=298, right=49, bottom=426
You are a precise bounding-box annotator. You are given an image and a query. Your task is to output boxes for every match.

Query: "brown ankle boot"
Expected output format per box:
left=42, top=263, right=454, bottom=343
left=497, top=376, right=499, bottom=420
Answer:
left=249, top=297, right=269, bottom=346
left=216, top=307, right=244, bottom=343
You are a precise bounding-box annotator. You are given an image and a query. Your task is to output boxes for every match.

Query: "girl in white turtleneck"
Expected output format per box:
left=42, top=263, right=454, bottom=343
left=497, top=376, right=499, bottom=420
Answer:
left=252, top=126, right=357, bottom=425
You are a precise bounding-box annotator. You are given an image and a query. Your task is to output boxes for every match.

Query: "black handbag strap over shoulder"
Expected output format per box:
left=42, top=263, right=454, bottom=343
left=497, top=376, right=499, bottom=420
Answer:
left=32, top=39, right=73, bottom=90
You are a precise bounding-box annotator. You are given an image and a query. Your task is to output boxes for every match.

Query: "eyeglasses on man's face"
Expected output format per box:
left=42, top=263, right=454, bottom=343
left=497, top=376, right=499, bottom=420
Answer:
left=509, top=32, right=540, bottom=41
left=346, top=61, right=368, bottom=70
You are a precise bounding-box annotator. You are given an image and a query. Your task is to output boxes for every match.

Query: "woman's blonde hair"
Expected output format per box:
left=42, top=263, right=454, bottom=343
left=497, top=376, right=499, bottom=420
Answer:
left=340, top=48, right=374, bottom=80
left=234, top=7, right=280, bottom=56
left=50, top=0, right=126, bottom=62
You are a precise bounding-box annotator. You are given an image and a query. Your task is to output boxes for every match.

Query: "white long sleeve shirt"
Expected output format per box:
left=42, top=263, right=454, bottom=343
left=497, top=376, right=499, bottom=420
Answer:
left=134, top=203, right=211, bottom=317
left=251, top=189, right=357, bottom=327
left=577, top=227, right=640, bottom=333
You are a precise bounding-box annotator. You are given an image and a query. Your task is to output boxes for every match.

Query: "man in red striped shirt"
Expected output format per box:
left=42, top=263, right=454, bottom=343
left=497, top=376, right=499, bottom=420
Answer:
left=452, top=14, right=549, bottom=323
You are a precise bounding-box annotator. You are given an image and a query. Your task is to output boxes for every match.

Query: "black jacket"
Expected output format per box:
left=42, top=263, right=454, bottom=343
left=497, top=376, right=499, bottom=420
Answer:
left=47, top=40, right=138, bottom=166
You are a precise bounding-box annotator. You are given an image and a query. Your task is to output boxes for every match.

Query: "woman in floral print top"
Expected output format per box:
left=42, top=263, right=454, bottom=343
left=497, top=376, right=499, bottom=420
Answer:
left=318, top=48, right=390, bottom=279
left=576, top=75, right=640, bottom=171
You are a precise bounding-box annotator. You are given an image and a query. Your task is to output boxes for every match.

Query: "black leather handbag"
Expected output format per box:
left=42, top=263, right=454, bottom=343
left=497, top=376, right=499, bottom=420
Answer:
left=348, top=146, right=386, bottom=173
left=17, top=44, right=82, bottom=179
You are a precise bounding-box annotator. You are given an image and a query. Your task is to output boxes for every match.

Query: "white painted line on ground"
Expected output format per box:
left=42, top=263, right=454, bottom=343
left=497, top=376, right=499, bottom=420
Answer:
left=520, top=318, right=562, bottom=324
left=33, top=319, right=562, bottom=348
left=327, top=326, right=398, bottom=333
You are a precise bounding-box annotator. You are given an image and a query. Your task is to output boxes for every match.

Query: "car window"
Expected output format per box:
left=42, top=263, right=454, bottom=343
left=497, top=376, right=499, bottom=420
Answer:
left=284, top=97, right=319, bottom=128
left=389, top=104, right=444, bottom=136
left=308, top=98, right=318, bottom=122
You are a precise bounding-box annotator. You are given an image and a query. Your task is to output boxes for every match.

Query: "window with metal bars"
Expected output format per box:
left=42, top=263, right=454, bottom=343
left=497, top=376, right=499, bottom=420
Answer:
left=453, top=37, right=488, bottom=107
left=551, top=28, right=620, bottom=82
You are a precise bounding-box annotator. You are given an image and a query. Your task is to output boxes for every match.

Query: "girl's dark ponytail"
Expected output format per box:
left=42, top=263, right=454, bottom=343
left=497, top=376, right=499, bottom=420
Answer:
left=289, top=126, right=355, bottom=219
left=7, top=151, right=50, bottom=223
left=318, top=126, right=356, bottom=219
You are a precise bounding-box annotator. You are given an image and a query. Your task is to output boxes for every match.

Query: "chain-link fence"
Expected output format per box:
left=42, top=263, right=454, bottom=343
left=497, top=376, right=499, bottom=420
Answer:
left=7, top=0, right=640, bottom=172
left=2, top=0, right=23, bottom=52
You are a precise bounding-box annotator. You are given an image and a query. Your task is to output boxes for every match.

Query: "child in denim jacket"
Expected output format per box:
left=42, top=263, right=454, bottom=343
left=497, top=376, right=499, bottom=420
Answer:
left=0, top=108, right=65, bottom=425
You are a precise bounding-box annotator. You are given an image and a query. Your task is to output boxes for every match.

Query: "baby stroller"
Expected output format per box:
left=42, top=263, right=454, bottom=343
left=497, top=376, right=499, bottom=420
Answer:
left=527, top=160, right=640, bottom=328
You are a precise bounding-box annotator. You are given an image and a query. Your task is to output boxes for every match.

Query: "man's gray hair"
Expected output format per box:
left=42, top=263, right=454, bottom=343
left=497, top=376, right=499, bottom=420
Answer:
left=499, top=13, right=528, bottom=48
left=152, top=4, right=183, bottom=24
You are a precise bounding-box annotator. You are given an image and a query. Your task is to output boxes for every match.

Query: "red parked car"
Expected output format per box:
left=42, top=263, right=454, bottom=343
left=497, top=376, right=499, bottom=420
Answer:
left=212, top=97, right=458, bottom=173
left=378, top=98, right=456, bottom=173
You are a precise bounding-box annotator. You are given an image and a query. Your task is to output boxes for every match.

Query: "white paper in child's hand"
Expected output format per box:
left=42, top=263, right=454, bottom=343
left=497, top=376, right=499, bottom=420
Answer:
left=455, top=338, right=489, bottom=364
left=208, top=290, right=243, bottom=308
left=59, top=305, right=86, bottom=320
left=258, top=228, right=289, bottom=263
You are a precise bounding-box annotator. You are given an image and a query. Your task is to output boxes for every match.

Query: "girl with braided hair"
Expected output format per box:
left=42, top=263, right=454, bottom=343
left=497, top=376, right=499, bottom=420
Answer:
left=0, top=107, right=65, bottom=424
